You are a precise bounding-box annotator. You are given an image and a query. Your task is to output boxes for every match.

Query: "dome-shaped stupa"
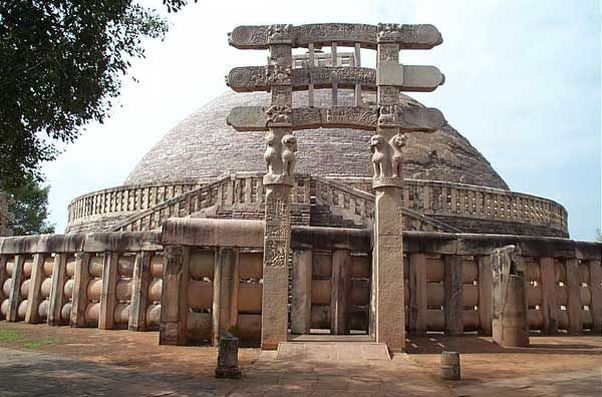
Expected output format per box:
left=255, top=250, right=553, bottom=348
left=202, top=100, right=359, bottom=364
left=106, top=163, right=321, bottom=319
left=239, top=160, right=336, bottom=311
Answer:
left=125, top=90, right=508, bottom=190
left=66, top=90, right=567, bottom=238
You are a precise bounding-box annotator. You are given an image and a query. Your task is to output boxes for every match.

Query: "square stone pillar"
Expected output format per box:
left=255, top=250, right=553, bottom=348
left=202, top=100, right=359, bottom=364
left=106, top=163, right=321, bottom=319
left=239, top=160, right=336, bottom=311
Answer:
left=260, top=27, right=295, bottom=350
left=371, top=28, right=407, bottom=352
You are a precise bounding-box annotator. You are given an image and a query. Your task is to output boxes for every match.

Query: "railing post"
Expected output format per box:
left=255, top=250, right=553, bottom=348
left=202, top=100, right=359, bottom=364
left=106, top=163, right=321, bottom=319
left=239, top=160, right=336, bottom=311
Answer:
left=48, top=253, right=68, bottom=326
left=129, top=251, right=152, bottom=331
left=477, top=255, right=493, bottom=335
left=565, top=259, right=582, bottom=335
left=589, top=260, right=601, bottom=334
left=444, top=255, right=463, bottom=335
left=99, top=252, right=118, bottom=330
left=159, top=245, right=190, bottom=345
left=7, top=255, right=25, bottom=322
left=539, top=256, right=558, bottom=334
left=0, top=255, right=8, bottom=320
left=70, top=252, right=91, bottom=327
left=331, top=249, right=351, bottom=335
left=291, top=250, right=312, bottom=334
left=212, top=248, right=239, bottom=345
left=25, top=253, right=45, bottom=324
left=408, top=253, right=427, bottom=335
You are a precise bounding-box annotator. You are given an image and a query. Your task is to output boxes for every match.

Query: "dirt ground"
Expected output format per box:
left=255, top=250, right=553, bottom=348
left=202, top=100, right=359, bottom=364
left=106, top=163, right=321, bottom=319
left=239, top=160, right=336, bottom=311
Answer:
left=1, top=322, right=601, bottom=396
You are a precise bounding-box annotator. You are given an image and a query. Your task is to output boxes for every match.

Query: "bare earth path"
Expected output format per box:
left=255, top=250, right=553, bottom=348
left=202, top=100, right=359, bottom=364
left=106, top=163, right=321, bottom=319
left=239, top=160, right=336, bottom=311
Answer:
left=0, top=322, right=600, bottom=396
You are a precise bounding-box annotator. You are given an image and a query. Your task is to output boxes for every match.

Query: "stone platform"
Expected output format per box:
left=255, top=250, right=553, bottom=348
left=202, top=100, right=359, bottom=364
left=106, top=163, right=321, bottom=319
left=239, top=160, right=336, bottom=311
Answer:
left=278, top=335, right=391, bottom=361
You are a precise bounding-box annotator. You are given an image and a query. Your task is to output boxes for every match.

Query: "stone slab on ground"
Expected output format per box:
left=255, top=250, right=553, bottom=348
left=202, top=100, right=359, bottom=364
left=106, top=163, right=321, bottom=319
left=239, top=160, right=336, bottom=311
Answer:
left=277, top=340, right=391, bottom=361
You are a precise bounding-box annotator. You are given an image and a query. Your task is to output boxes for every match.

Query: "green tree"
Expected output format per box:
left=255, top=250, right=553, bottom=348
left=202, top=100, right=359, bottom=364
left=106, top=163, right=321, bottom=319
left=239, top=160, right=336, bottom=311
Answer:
left=0, top=0, right=195, bottom=191
left=7, top=175, right=55, bottom=235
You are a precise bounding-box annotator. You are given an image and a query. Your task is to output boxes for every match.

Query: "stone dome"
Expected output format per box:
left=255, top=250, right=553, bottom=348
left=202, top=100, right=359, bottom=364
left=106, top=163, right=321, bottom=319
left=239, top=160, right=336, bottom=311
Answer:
left=125, top=90, right=508, bottom=190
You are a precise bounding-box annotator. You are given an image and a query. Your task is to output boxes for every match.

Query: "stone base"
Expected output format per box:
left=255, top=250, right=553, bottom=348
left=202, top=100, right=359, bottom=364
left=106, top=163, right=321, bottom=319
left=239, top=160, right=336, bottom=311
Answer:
left=215, top=367, right=241, bottom=379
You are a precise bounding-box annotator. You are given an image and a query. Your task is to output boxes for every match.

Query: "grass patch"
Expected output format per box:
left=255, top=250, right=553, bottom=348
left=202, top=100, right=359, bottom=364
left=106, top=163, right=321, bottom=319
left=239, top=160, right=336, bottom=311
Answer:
left=0, top=329, right=22, bottom=343
left=0, top=328, right=61, bottom=349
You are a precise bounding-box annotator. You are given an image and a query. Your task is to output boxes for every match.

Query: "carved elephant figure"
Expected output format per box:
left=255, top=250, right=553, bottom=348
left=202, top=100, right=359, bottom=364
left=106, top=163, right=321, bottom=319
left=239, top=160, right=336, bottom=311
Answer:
left=281, top=134, right=297, bottom=176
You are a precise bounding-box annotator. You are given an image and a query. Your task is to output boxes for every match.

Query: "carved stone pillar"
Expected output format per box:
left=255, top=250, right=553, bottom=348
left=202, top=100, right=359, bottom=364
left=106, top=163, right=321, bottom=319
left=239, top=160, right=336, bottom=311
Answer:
left=261, top=25, right=295, bottom=350
left=371, top=24, right=407, bottom=352
left=491, top=245, right=529, bottom=348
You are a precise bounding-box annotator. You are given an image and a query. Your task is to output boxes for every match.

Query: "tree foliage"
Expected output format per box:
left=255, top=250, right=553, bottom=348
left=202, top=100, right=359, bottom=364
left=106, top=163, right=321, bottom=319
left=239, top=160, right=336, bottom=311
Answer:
left=0, top=1, right=195, bottom=191
left=8, top=174, right=55, bottom=235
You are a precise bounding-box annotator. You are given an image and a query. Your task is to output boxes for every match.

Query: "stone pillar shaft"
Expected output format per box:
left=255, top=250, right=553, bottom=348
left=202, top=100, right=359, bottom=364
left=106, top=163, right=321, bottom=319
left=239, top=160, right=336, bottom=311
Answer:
left=260, top=30, right=294, bottom=350
left=372, top=34, right=406, bottom=352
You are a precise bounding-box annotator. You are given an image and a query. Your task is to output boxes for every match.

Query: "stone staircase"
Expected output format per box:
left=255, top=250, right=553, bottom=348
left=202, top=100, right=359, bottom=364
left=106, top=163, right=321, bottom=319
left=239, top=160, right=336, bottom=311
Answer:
left=111, top=173, right=462, bottom=233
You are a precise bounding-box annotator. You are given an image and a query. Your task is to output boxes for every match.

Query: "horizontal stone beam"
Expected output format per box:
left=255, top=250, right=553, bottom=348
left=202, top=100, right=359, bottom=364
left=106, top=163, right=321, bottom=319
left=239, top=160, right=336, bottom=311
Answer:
left=226, top=66, right=444, bottom=93
left=226, top=105, right=446, bottom=132
left=228, top=24, right=442, bottom=50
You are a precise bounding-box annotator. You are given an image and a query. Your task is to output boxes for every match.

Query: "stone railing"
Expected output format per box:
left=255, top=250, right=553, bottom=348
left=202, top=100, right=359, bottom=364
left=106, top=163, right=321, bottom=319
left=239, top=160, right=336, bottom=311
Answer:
left=0, top=232, right=164, bottom=332
left=338, top=177, right=568, bottom=236
left=3, top=221, right=597, bottom=348
left=67, top=181, right=204, bottom=225
left=111, top=173, right=312, bottom=232
left=312, top=177, right=462, bottom=232
left=68, top=176, right=568, bottom=237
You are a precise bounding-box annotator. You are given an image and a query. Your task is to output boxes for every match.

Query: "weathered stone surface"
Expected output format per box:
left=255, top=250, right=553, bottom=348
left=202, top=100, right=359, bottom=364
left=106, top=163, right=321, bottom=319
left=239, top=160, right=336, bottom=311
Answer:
left=215, top=333, right=241, bottom=379
left=491, top=246, right=529, bottom=347
left=227, top=103, right=445, bottom=132
left=227, top=65, right=444, bottom=92
left=124, top=90, right=509, bottom=190
left=228, top=23, right=442, bottom=49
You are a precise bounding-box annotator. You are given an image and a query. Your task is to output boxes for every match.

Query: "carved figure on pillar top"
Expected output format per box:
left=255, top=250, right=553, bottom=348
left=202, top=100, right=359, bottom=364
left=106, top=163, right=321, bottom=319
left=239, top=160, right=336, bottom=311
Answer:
left=281, top=134, right=297, bottom=176
left=370, top=134, right=390, bottom=179
left=268, top=24, right=293, bottom=43
left=377, top=23, right=403, bottom=42
left=390, top=132, right=407, bottom=178
left=264, top=132, right=279, bottom=175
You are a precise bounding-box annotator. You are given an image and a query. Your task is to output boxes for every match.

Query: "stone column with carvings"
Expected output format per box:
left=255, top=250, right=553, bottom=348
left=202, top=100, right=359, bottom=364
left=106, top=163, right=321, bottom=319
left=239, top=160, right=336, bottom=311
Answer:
left=260, top=24, right=296, bottom=350
left=371, top=24, right=409, bottom=352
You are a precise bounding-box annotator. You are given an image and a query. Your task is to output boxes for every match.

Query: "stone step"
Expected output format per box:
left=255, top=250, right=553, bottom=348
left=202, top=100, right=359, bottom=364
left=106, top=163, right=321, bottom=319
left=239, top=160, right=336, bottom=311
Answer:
left=277, top=339, right=391, bottom=362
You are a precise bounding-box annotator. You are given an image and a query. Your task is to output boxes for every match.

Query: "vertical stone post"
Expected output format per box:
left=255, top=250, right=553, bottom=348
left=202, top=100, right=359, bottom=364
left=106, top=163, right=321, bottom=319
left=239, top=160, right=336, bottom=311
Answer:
left=70, top=252, right=91, bottom=327
left=260, top=24, right=295, bottom=350
left=565, top=259, right=582, bottom=335
left=48, top=253, right=68, bottom=326
left=0, top=255, right=8, bottom=320
left=291, top=249, right=312, bottom=334
left=408, top=253, right=427, bottom=335
left=539, top=256, right=558, bottom=334
left=331, top=249, right=351, bottom=335
left=99, top=252, right=118, bottom=330
left=491, top=246, right=529, bottom=347
left=477, top=255, right=493, bottom=335
left=129, top=251, right=152, bottom=331
left=444, top=255, right=464, bottom=336
left=372, top=27, right=406, bottom=351
left=212, top=247, right=239, bottom=346
left=589, top=260, right=602, bottom=334
left=25, top=253, right=45, bottom=323
left=160, top=245, right=190, bottom=345
left=7, top=255, right=25, bottom=322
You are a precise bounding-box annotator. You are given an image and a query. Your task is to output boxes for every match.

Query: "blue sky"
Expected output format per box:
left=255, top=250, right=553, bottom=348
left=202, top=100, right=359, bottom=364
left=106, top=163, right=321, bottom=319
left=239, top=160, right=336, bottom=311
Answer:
left=42, top=0, right=601, bottom=240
